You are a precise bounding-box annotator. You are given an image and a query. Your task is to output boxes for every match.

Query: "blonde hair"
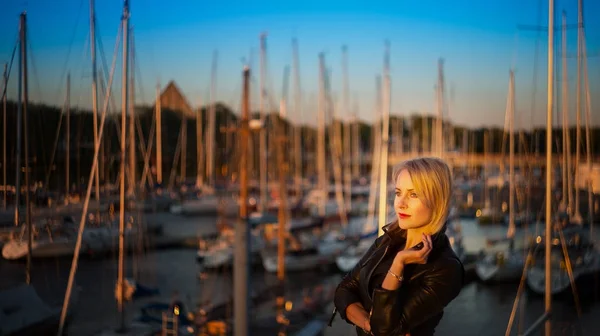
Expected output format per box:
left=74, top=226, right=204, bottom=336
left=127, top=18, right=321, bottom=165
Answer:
left=392, top=157, right=452, bottom=234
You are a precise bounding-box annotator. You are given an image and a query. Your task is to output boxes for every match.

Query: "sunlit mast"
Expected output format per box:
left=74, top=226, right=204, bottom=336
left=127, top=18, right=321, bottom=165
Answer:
left=377, top=41, right=391, bottom=236
left=90, top=0, right=101, bottom=204
left=259, top=33, right=268, bottom=213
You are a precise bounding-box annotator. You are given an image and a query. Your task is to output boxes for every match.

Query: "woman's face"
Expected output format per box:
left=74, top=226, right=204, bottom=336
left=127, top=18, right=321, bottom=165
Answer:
left=394, top=169, right=433, bottom=231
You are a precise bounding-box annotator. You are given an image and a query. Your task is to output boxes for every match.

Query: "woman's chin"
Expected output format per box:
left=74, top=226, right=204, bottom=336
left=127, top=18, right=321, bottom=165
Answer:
left=397, top=221, right=411, bottom=230
left=398, top=220, right=429, bottom=231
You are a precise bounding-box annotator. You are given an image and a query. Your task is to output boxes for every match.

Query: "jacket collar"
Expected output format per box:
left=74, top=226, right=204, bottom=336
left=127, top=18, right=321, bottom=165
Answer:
left=381, top=219, right=448, bottom=249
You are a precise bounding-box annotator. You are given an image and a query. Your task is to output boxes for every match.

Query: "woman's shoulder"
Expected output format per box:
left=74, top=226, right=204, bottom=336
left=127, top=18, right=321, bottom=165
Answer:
left=372, top=231, right=392, bottom=247
left=432, top=237, right=464, bottom=273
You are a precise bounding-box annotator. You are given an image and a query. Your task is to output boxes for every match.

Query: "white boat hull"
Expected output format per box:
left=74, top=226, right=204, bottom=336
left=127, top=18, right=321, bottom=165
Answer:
left=2, top=226, right=138, bottom=260
left=180, top=197, right=219, bottom=216
left=526, top=265, right=572, bottom=295
left=475, top=251, right=524, bottom=283
left=317, top=240, right=351, bottom=256
left=526, top=249, right=600, bottom=295
left=261, top=251, right=334, bottom=273
left=336, top=255, right=361, bottom=273
left=169, top=204, right=183, bottom=215
left=2, top=238, right=74, bottom=260
left=334, top=237, right=376, bottom=272
left=198, top=229, right=264, bottom=268
left=202, top=248, right=232, bottom=268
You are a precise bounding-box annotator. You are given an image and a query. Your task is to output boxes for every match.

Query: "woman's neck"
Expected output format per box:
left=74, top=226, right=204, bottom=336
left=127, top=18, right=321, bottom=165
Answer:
left=404, top=227, right=429, bottom=250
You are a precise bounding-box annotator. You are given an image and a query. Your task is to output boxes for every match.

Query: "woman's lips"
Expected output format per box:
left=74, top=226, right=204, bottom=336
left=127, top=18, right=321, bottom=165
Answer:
left=398, top=213, right=411, bottom=219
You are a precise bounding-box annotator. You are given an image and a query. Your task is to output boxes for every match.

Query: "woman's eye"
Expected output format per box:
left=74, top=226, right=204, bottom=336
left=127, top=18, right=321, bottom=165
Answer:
left=410, top=193, right=418, bottom=198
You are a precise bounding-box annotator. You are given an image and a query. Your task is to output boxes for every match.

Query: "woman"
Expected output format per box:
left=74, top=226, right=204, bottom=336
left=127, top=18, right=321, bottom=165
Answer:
left=332, top=157, right=464, bottom=335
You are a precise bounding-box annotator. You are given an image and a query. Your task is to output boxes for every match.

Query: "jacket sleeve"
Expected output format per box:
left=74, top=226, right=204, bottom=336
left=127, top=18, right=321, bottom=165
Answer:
left=369, top=257, right=464, bottom=335
left=333, top=236, right=383, bottom=323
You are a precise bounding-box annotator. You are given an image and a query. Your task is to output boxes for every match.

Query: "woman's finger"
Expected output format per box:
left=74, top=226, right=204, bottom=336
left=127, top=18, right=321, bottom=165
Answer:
left=423, top=240, right=433, bottom=255
left=420, top=249, right=431, bottom=260
left=419, top=242, right=431, bottom=257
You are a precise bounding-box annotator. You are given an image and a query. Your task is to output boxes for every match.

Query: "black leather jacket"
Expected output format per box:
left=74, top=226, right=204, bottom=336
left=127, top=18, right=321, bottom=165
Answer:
left=331, top=221, right=464, bottom=336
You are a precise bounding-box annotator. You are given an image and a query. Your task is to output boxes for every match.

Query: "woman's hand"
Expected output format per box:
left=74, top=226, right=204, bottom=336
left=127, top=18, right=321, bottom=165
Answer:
left=394, top=233, right=432, bottom=266
left=363, top=316, right=372, bottom=334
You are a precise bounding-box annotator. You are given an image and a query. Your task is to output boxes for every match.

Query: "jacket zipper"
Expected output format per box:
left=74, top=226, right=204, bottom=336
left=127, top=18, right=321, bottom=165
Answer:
left=365, top=245, right=388, bottom=335
left=366, top=245, right=389, bottom=301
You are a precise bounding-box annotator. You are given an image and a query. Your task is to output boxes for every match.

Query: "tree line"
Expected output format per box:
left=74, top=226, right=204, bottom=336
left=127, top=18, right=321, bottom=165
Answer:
left=0, top=100, right=597, bottom=191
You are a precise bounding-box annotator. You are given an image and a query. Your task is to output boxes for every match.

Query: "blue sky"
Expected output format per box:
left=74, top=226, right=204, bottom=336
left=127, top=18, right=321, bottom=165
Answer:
left=1, top=0, right=598, bottom=129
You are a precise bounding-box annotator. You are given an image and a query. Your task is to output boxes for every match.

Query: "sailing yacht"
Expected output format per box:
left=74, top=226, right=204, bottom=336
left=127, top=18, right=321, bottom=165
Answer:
left=476, top=199, right=505, bottom=225
left=334, top=208, right=392, bottom=273
left=303, top=187, right=352, bottom=223
left=196, top=216, right=267, bottom=269
left=475, top=71, right=528, bottom=283
left=2, top=218, right=74, bottom=260
left=1, top=215, right=140, bottom=260
left=525, top=8, right=600, bottom=296
left=446, top=206, right=467, bottom=262
left=526, top=224, right=600, bottom=295
left=316, top=214, right=378, bottom=257
left=258, top=216, right=329, bottom=273
left=0, top=11, right=81, bottom=336
left=170, top=192, right=219, bottom=216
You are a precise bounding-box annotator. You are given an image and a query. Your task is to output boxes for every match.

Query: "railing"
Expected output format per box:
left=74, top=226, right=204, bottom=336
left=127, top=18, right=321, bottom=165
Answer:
left=520, top=312, right=550, bottom=336
left=161, top=311, right=178, bottom=336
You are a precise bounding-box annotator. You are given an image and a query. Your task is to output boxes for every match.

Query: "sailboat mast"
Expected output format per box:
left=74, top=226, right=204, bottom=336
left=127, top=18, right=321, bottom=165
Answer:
left=234, top=65, right=250, bottom=336
left=377, top=41, right=391, bottom=236
left=118, top=0, right=130, bottom=330
left=180, top=116, right=187, bottom=183
left=508, top=71, right=515, bottom=239
left=342, top=45, right=352, bottom=211
left=364, top=82, right=381, bottom=234
left=291, top=38, right=302, bottom=200
left=422, top=115, right=429, bottom=153
left=129, top=26, right=136, bottom=193
left=352, top=99, right=360, bottom=178
left=561, top=11, right=570, bottom=213
left=14, top=18, right=23, bottom=230
left=274, top=89, right=291, bottom=318
left=2, top=63, right=6, bottom=209
left=398, top=119, right=404, bottom=155
left=58, top=18, right=119, bottom=334
left=196, top=101, right=204, bottom=188
left=155, top=81, right=162, bottom=185
left=329, top=69, right=348, bottom=227
left=90, top=0, right=101, bottom=205
left=207, top=50, right=217, bottom=189
left=483, top=130, right=488, bottom=207
left=317, top=53, right=327, bottom=216
left=367, top=76, right=382, bottom=230
left=66, top=74, right=71, bottom=196
left=292, top=38, right=302, bottom=201
left=259, top=34, right=268, bottom=213
left=276, top=92, right=289, bottom=281
left=435, top=59, right=444, bottom=157
left=391, top=116, right=398, bottom=155
left=581, top=11, right=593, bottom=233
left=544, top=0, right=554, bottom=333
left=447, top=85, right=454, bottom=151
left=19, top=12, right=33, bottom=285
left=574, top=0, right=582, bottom=218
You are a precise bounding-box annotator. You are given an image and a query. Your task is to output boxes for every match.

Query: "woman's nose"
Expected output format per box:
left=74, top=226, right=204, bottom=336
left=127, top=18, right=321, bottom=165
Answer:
left=396, top=194, right=408, bottom=208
